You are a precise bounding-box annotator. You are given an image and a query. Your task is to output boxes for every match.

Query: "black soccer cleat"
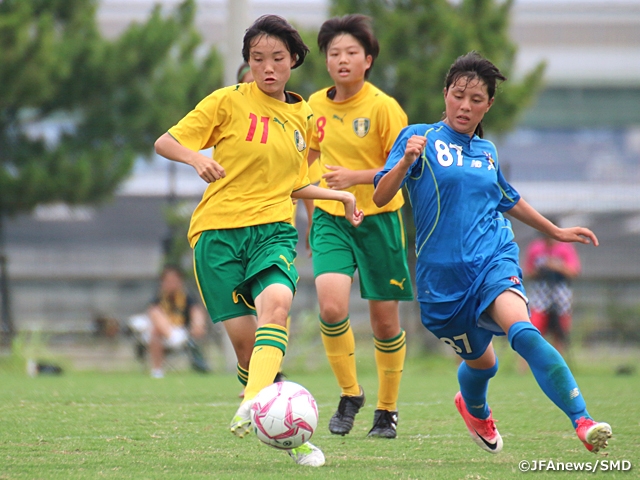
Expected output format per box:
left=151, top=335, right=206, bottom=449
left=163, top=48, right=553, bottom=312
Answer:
left=367, top=409, right=398, bottom=438
left=328, top=386, right=365, bottom=435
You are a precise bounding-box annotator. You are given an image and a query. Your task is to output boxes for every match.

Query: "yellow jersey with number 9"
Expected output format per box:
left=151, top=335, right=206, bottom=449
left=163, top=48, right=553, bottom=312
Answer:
left=308, top=81, right=406, bottom=216
left=168, top=82, right=312, bottom=247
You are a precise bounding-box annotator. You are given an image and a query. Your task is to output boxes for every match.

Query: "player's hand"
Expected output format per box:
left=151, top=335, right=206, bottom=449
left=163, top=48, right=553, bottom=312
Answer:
left=323, top=165, right=356, bottom=190
left=192, top=154, right=226, bottom=183
left=403, top=135, right=427, bottom=166
left=555, top=226, right=599, bottom=246
left=341, top=192, right=364, bottom=228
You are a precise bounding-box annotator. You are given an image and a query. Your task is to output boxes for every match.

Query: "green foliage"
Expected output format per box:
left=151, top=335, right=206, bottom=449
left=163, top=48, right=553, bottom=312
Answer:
left=293, top=0, right=545, bottom=131
left=0, top=0, right=222, bottom=215
left=286, top=28, right=333, bottom=100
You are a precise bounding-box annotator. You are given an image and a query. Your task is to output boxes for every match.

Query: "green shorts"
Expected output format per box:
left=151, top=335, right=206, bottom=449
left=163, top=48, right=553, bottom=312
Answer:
left=310, top=209, right=414, bottom=301
left=193, top=223, right=298, bottom=323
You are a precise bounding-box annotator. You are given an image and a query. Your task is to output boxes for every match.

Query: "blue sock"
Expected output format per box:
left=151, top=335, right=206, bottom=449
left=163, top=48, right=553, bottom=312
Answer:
left=458, top=359, right=498, bottom=420
left=508, top=321, right=589, bottom=427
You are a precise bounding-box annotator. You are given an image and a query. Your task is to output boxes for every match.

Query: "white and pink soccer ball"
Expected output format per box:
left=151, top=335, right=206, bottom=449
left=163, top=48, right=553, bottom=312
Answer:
left=250, top=381, right=318, bottom=449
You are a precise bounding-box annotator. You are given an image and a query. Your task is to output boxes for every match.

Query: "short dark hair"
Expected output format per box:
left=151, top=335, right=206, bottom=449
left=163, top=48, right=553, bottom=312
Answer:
left=242, top=15, right=309, bottom=69
left=317, top=14, right=379, bottom=79
left=444, top=52, right=507, bottom=138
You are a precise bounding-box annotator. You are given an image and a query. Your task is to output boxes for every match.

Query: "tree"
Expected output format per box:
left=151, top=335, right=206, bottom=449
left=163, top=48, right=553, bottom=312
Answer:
left=0, top=0, right=223, bottom=342
left=290, top=0, right=545, bottom=132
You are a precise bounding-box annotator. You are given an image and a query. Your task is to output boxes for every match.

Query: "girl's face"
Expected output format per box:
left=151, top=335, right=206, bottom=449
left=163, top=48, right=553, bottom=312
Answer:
left=325, top=33, right=372, bottom=88
left=443, top=76, right=494, bottom=137
left=160, top=270, right=183, bottom=296
left=248, top=35, right=296, bottom=100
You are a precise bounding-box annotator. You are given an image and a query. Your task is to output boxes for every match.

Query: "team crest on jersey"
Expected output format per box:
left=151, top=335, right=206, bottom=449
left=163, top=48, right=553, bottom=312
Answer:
left=483, top=151, right=496, bottom=171
left=352, top=118, right=370, bottom=138
left=509, top=276, right=521, bottom=285
left=294, top=130, right=306, bottom=152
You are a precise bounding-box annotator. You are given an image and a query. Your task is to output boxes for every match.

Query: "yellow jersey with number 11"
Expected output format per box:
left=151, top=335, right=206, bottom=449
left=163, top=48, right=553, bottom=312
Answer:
left=168, top=82, right=312, bottom=247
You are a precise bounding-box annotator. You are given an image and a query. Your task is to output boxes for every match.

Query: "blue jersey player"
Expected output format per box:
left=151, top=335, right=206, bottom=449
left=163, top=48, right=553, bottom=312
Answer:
left=373, top=52, right=611, bottom=455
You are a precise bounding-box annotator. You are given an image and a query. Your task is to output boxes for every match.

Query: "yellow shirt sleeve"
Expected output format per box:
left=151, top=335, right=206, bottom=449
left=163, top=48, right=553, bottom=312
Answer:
left=377, top=97, right=408, bottom=158
left=168, top=91, right=230, bottom=151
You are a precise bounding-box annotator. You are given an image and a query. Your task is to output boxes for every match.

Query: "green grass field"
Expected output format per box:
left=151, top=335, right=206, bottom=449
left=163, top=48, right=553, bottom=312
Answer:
left=1, top=350, right=638, bottom=480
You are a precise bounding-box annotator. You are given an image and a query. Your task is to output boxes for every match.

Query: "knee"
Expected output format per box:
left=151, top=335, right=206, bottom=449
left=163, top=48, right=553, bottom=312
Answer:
left=319, top=303, right=348, bottom=324
left=508, top=321, right=543, bottom=354
left=264, top=304, right=289, bottom=326
left=370, top=312, right=400, bottom=339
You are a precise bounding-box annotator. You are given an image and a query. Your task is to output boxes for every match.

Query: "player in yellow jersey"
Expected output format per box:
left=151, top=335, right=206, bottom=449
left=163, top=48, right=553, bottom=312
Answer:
left=154, top=15, right=363, bottom=467
left=307, top=14, right=413, bottom=439
left=233, top=62, right=321, bottom=399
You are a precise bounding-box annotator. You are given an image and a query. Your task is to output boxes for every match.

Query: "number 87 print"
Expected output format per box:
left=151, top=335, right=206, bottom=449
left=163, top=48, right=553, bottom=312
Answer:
left=440, top=333, right=472, bottom=355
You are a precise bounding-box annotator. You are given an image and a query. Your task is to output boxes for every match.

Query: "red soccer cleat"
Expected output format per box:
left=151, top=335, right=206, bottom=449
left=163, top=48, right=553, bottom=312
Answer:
left=575, top=417, right=612, bottom=454
left=454, top=391, right=503, bottom=454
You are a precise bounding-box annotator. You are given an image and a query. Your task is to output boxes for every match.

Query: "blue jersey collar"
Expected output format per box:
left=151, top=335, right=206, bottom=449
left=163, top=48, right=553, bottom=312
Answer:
left=437, top=121, right=477, bottom=145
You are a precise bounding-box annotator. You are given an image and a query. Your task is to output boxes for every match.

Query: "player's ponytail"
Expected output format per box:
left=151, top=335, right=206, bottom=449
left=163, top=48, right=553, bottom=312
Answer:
left=444, top=52, right=506, bottom=138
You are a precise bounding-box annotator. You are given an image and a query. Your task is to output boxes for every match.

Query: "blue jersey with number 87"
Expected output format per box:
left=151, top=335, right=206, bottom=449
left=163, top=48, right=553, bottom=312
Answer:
left=375, top=121, right=521, bottom=304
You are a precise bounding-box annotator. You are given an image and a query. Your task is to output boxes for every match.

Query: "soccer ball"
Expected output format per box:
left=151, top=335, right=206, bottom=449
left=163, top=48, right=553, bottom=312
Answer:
left=250, top=381, right=318, bottom=450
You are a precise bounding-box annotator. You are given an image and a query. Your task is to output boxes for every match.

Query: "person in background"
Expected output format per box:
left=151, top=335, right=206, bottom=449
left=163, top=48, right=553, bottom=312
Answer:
left=236, top=61, right=253, bottom=84
left=307, top=14, right=413, bottom=438
left=524, top=230, right=581, bottom=356
left=373, top=51, right=611, bottom=455
left=148, top=265, right=208, bottom=378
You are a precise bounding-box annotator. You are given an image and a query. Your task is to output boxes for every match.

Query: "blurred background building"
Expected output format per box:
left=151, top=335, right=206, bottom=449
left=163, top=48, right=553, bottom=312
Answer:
left=4, top=0, right=640, bottom=350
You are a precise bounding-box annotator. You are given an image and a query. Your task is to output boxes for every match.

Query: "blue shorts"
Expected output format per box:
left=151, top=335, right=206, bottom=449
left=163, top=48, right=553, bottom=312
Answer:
left=419, top=253, right=528, bottom=360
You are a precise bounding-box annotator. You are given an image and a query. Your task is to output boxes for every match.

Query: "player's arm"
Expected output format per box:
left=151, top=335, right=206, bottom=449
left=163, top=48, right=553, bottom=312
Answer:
left=545, top=256, right=580, bottom=278
left=310, top=144, right=379, bottom=188
left=292, top=185, right=363, bottom=228
left=154, top=133, right=225, bottom=183
left=322, top=165, right=381, bottom=190
left=508, top=198, right=599, bottom=246
left=373, top=135, right=426, bottom=207
left=544, top=246, right=581, bottom=278
left=308, top=148, right=320, bottom=166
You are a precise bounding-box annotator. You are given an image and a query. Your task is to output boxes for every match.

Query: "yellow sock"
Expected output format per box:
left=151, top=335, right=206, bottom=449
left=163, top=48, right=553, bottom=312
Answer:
left=243, top=324, right=287, bottom=401
left=374, top=330, right=406, bottom=411
left=320, top=315, right=360, bottom=396
left=237, top=363, right=249, bottom=386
